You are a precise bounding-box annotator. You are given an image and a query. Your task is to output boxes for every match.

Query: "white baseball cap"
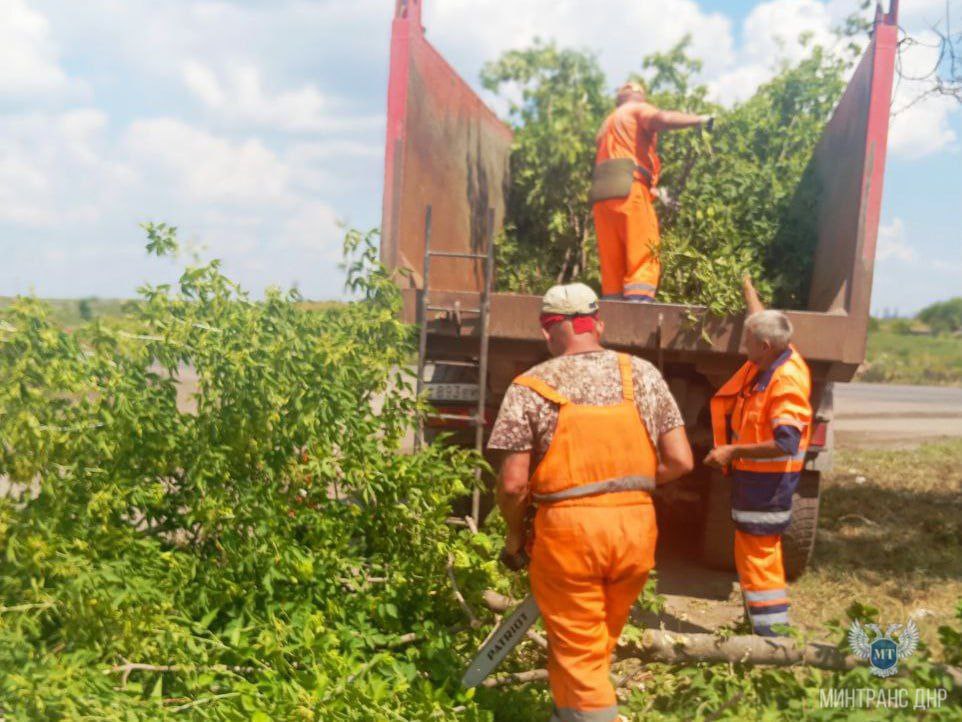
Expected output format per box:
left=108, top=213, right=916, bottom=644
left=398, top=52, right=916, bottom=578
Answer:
left=541, top=283, right=600, bottom=316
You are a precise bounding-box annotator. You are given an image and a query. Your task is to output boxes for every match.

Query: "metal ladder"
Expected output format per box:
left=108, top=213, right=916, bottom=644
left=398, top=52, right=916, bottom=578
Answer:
left=415, top=204, right=495, bottom=527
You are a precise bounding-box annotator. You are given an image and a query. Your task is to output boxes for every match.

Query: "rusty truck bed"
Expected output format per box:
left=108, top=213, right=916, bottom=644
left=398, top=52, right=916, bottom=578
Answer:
left=383, top=0, right=898, bottom=389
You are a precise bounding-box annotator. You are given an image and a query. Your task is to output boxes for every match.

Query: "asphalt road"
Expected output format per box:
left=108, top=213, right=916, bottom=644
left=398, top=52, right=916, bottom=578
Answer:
left=833, top=382, right=962, bottom=448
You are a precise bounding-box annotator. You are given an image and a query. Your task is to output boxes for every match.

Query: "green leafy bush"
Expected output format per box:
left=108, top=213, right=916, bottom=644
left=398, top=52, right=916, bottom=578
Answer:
left=0, top=226, right=494, bottom=720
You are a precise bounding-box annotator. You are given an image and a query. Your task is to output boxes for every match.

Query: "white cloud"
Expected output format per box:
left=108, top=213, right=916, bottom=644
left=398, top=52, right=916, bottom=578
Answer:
left=123, top=118, right=292, bottom=205
left=876, top=218, right=915, bottom=262
left=181, top=60, right=382, bottom=133
left=709, top=0, right=837, bottom=103
left=888, top=30, right=959, bottom=160
left=280, top=202, right=343, bottom=259
left=2, top=0, right=955, bottom=305
left=0, top=0, right=68, bottom=95
left=872, top=216, right=962, bottom=313
left=0, top=109, right=129, bottom=227
left=423, top=0, right=734, bottom=93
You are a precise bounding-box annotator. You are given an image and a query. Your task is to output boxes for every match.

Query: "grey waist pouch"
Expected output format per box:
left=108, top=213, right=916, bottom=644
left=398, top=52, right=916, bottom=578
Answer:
left=588, top=158, right=646, bottom=204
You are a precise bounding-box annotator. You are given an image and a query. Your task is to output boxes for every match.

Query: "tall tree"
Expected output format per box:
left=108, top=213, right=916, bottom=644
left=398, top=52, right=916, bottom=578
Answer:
left=481, top=41, right=609, bottom=292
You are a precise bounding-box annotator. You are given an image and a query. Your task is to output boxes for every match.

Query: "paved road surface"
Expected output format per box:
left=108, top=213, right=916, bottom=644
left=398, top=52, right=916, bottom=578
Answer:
left=833, top=382, right=962, bottom=448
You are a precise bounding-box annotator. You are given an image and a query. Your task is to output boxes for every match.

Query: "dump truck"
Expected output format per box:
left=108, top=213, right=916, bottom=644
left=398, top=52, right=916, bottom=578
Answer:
left=380, top=0, right=898, bottom=578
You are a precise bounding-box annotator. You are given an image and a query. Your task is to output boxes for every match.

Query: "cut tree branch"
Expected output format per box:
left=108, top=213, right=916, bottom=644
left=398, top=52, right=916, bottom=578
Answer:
left=481, top=668, right=549, bottom=688
left=482, top=591, right=962, bottom=686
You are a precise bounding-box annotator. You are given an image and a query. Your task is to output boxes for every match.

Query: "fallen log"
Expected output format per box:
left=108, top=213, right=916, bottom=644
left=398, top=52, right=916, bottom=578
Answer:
left=481, top=591, right=962, bottom=687
left=616, top=630, right=851, bottom=670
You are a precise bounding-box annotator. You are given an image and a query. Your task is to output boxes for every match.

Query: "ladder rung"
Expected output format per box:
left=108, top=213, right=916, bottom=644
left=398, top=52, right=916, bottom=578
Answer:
left=429, top=413, right=481, bottom=423
left=426, top=305, right=482, bottom=314
left=428, top=251, right=488, bottom=259
left=426, top=359, right=479, bottom=367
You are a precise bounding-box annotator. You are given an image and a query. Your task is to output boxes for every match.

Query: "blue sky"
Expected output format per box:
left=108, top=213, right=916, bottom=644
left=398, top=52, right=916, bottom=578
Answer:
left=0, top=0, right=958, bottom=315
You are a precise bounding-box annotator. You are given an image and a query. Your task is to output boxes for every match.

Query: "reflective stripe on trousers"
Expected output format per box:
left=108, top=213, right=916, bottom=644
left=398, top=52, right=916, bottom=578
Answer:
left=734, top=531, right=789, bottom=636
left=731, top=508, right=792, bottom=525
left=550, top=705, right=621, bottom=722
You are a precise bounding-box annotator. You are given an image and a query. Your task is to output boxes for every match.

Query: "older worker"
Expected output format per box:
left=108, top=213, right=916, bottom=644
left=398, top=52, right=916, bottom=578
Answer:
left=705, top=276, right=813, bottom=636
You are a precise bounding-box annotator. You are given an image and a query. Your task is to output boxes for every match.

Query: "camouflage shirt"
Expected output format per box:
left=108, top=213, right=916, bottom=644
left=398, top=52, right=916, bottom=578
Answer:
left=487, top=350, right=684, bottom=459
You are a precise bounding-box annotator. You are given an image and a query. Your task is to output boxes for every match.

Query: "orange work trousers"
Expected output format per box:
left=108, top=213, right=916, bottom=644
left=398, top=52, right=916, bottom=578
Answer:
left=530, top=503, right=657, bottom=722
left=592, top=181, right=660, bottom=301
left=734, top=530, right=789, bottom=637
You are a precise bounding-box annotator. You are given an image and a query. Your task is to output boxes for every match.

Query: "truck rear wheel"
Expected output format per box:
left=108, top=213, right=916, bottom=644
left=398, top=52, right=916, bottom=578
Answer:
left=782, top=471, right=820, bottom=580
left=700, top=470, right=821, bottom=580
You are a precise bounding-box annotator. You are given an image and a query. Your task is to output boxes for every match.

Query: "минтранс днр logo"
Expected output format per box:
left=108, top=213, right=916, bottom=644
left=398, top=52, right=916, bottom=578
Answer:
left=849, top=619, right=920, bottom=677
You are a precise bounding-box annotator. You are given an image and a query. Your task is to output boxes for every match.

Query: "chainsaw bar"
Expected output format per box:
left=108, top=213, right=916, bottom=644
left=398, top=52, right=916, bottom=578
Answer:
left=461, top=594, right=541, bottom=688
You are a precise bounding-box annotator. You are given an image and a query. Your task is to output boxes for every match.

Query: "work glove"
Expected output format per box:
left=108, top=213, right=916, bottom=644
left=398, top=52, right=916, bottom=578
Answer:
left=651, top=186, right=679, bottom=211
left=499, top=546, right=530, bottom=572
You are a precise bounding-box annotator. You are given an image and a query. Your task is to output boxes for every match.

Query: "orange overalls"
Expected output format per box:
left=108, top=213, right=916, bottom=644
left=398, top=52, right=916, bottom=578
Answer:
left=513, top=354, right=659, bottom=722
left=710, top=347, right=812, bottom=636
left=593, top=102, right=662, bottom=302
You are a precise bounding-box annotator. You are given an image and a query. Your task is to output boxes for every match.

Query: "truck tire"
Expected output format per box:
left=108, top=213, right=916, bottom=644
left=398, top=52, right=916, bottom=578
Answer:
left=701, top=470, right=821, bottom=579
left=782, top=471, right=820, bottom=580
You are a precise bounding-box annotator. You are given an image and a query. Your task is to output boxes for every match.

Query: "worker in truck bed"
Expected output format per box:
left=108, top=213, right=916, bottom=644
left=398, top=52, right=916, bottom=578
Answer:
left=705, top=275, right=813, bottom=636
left=590, top=81, right=713, bottom=302
left=488, top=282, right=694, bottom=722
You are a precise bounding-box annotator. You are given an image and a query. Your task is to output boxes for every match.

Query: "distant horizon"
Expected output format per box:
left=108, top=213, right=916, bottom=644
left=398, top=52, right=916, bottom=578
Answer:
left=4, top=294, right=958, bottom=322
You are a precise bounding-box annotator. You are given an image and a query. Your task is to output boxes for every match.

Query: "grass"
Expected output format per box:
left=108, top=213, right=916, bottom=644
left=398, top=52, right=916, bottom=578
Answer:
left=0, top=297, right=345, bottom=330
left=793, top=439, right=962, bottom=655
left=857, top=320, right=962, bottom=386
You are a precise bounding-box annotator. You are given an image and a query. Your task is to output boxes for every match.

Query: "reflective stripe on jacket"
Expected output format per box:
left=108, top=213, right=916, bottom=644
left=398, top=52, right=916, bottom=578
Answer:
left=710, top=346, right=813, bottom=534
left=513, top=353, right=658, bottom=507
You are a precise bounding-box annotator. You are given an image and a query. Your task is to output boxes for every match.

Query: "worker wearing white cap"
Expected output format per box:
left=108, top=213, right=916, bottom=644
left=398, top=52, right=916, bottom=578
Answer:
left=488, top=282, right=694, bottom=722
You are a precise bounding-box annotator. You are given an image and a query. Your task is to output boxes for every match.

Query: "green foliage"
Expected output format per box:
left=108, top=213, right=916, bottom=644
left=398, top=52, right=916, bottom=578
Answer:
left=918, top=298, right=962, bottom=334
left=77, top=298, right=94, bottom=321
left=652, top=41, right=847, bottom=311
left=486, top=37, right=849, bottom=313
left=3, top=224, right=959, bottom=719
left=859, top=319, right=962, bottom=385
left=0, top=226, right=496, bottom=720
left=941, top=602, right=962, bottom=667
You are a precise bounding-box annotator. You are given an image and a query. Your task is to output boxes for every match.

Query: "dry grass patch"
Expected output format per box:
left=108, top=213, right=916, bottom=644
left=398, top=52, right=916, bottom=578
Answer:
left=792, top=440, right=962, bottom=657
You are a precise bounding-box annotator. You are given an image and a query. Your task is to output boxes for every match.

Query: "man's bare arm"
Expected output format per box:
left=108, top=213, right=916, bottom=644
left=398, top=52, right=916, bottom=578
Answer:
left=496, top=451, right=531, bottom=554
left=649, top=109, right=713, bottom=132
left=656, top=426, right=694, bottom=484
left=742, top=274, right=765, bottom=315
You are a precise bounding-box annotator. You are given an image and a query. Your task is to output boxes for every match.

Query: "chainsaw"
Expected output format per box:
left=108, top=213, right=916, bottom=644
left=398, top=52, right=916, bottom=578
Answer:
left=460, top=545, right=541, bottom=688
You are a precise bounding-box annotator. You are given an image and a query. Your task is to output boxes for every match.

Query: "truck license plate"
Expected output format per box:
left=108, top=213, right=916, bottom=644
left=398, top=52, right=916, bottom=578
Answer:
left=426, top=383, right=480, bottom=402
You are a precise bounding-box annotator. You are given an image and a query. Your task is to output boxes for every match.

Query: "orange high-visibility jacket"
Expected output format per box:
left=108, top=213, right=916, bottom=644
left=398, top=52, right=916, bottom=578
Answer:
left=710, top=347, right=812, bottom=535
left=595, top=101, right=661, bottom=188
